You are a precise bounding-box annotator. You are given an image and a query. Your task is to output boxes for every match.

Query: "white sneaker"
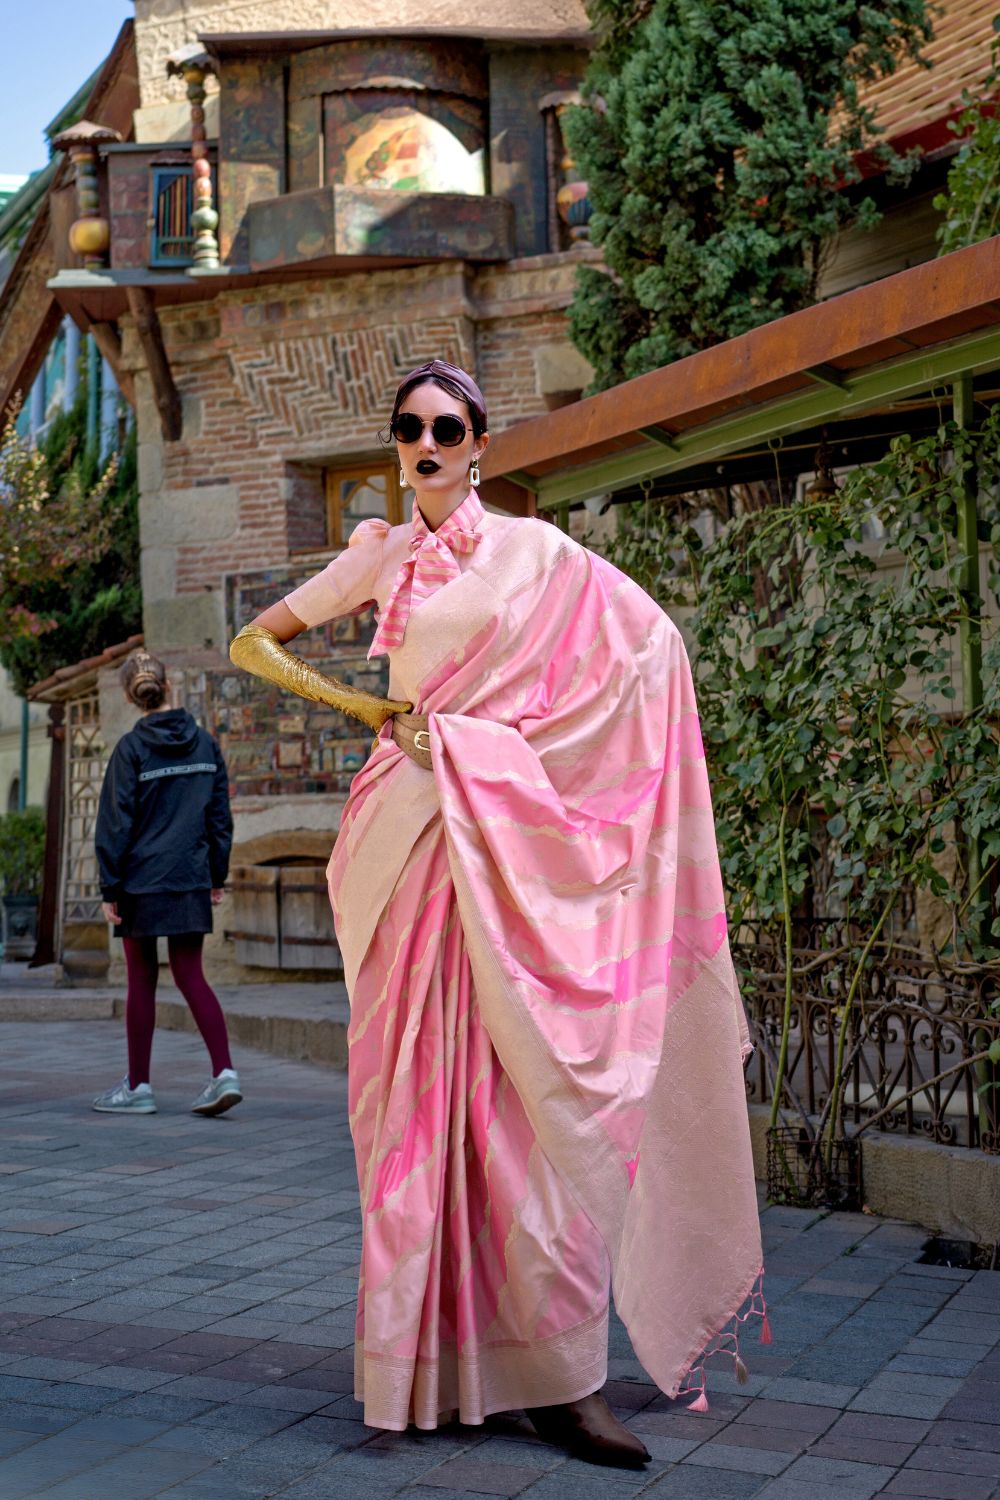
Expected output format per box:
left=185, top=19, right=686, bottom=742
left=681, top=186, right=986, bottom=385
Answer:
left=92, top=1078, right=157, bottom=1114
left=191, top=1068, right=242, bottom=1117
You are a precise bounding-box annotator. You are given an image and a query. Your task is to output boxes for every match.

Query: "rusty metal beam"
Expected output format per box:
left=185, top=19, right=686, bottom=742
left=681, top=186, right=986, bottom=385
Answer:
left=638, top=425, right=679, bottom=449
left=527, top=324, right=1000, bottom=508
left=482, top=237, right=1000, bottom=487
left=126, top=285, right=181, bottom=441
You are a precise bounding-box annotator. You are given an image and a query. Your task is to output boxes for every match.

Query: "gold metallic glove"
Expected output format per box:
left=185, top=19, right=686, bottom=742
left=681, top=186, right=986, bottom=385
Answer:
left=229, top=624, right=412, bottom=734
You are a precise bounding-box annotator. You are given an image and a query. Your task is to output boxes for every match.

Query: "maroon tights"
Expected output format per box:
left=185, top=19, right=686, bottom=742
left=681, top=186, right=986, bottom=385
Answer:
left=123, top=934, right=233, bottom=1087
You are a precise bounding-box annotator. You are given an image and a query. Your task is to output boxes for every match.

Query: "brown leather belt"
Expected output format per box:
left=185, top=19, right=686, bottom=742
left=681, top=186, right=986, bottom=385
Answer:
left=391, top=711, right=432, bottom=770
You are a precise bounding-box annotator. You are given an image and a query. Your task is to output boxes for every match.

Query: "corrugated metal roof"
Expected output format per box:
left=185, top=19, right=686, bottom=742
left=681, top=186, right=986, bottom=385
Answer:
left=865, top=0, right=996, bottom=144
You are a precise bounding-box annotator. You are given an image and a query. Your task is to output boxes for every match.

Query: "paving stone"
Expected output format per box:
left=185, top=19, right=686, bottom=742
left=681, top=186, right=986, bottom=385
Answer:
left=273, top=1468, right=439, bottom=1500
left=17, top=1381, right=124, bottom=1411
left=149, top=1422, right=254, bottom=1457
left=880, top=1473, right=995, bottom=1499
left=641, top=1468, right=768, bottom=1497
left=713, top=1425, right=811, bottom=1456
left=57, top=1412, right=173, bottom=1445
left=0, top=1400, right=85, bottom=1434
left=905, top=1443, right=1000, bottom=1478
left=819, top=1412, right=925, bottom=1444
left=683, top=1441, right=792, bottom=1475
left=102, top=1392, right=219, bottom=1423
left=756, top=1379, right=860, bottom=1408
left=885, top=1351, right=981, bottom=1378
left=193, top=1402, right=302, bottom=1436
left=734, top=1400, right=840, bottom=1434
left=807, top=1435, right=917, bottom=1466
left=401, top=1458, right=542, bottom=1494
left=155, top=1375, right=262, bottom=1401
left=5, top=1020, right=996, bottom=1500
left=925, top=1417, right=1000, bottom=1453
left=760, top=1454, right=896, bottom=1497
left=34, top=1448, right=217, bottom=1499
left=846, top=1387, right=955, bottom=1419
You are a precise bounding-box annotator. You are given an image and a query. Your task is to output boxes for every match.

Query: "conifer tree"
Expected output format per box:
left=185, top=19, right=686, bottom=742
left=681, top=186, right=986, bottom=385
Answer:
left=564, top=0, right=931, bottom=389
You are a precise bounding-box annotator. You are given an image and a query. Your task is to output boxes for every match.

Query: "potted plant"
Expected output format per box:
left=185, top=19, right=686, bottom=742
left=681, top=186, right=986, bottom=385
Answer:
left=0, top=807, right=46, bottom=961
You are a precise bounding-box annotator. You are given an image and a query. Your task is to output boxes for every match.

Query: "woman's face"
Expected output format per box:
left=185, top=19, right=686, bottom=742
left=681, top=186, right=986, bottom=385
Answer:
left=395, top=380, right=487, bottom=496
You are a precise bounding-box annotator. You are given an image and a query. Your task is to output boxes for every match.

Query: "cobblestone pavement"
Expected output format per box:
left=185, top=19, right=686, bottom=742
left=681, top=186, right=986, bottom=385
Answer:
left=0, top=1019, right=997, bottom=1499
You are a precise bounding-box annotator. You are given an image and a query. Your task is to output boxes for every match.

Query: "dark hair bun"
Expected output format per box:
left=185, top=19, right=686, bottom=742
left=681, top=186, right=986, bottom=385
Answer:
left=120, top=650, right=168, bottom=710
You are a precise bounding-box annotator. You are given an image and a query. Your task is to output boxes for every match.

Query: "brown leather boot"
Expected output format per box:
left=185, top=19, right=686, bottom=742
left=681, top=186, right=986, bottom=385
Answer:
left=525, top=1391, right=651, bottom=1469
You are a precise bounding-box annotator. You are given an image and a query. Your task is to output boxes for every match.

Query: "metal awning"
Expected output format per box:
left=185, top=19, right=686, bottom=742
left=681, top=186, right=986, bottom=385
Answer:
left=479, top=236, right=1000, bottom=516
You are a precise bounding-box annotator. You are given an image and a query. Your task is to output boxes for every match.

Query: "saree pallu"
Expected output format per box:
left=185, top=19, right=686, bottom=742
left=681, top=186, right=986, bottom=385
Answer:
left=326, top=514, right=763, bottom=1431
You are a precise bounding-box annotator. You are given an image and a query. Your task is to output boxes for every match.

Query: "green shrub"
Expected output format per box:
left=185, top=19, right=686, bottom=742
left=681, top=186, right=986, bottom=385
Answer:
left=0, top=807, right=47, bottom=898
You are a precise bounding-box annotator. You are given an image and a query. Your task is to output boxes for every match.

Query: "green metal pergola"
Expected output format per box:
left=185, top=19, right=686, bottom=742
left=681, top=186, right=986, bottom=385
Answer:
left=482, top=238, right=1000, bottom=518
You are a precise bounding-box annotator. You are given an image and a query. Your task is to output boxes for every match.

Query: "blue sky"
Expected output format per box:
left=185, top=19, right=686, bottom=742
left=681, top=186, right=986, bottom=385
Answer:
left=5, top=1, right=134, bottom=178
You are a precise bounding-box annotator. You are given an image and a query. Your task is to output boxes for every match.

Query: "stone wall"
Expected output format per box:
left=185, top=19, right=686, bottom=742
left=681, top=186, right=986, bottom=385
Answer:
left=133, top=0, right=590, bottom=106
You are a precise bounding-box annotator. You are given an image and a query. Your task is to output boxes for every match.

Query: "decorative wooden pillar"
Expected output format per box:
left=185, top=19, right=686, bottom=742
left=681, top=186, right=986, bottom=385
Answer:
left=30, top=703, right=66, bottom=968
left=166, top=43, right=220, bottom=269
left=539, top=92, right=592, bottom=250
left=52, top=121, right=121, bottom=269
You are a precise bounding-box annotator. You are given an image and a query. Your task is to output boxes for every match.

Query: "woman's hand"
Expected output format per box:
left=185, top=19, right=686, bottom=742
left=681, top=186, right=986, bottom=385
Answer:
left=102, top=902, right=121, bottom=925
left=211, top=888, right=225, bottom=905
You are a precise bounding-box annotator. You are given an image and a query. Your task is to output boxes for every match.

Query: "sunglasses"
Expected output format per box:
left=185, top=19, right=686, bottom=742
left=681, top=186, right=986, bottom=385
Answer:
left=391, top=413, right=468, bottom=447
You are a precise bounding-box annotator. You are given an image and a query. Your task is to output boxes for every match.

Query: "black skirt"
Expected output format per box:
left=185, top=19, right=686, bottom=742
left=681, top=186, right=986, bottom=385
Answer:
left=114, top=889, right=213, bottom=940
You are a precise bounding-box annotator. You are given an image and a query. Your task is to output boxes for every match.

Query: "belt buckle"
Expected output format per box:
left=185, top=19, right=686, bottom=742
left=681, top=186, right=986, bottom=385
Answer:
left=413, top=729, right=431, bottom=752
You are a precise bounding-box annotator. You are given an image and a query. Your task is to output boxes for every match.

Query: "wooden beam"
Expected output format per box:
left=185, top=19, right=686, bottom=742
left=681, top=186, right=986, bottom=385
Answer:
left=87, top=320, right=135, bottom=407
left=0, top=201, right=63, bottom=419
left=125, top=285, right=181, bottom=441
left=30, top=705, right=65, bottom=968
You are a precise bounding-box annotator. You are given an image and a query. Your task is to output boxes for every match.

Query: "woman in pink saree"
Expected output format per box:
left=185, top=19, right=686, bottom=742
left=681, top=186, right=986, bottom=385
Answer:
left=230, top=361, right=764, bottom=1467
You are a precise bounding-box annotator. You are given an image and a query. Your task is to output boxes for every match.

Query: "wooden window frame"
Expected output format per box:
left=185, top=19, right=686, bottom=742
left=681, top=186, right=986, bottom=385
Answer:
left=324, top=461, right=404, bottom=548
left=149, top=165, right=194, bottom=268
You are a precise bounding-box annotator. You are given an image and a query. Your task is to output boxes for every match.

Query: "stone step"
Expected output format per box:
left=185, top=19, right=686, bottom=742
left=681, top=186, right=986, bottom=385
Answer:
left=111, top=982, right=351, bottom=1070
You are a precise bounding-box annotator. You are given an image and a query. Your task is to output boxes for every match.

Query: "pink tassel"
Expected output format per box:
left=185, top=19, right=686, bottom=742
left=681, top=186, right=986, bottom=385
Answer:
left=760, top=1314, right=773, bottom=1345
left=688, top=1390, right=710, bottom=1413
left=735, top=1356, right=749, bottom=1385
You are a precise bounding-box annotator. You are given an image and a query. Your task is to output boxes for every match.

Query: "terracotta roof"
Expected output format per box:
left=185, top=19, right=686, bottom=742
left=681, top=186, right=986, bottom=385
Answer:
left=864, top=0, right=996, bottom=154
left=28, top=634, right=144, bottom=703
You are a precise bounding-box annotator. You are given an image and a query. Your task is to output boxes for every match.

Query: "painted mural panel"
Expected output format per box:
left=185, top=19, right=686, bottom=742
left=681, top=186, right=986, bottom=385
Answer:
left=184, top=563, right=391, bottom=800
left=218, top=56, right=285, bottom=262
left=324, top=91, right=485, bottom=195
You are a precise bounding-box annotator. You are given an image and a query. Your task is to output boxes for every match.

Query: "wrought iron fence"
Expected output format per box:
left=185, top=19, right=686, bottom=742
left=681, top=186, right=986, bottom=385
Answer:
left=736, top=933, right=1000, bottom=1154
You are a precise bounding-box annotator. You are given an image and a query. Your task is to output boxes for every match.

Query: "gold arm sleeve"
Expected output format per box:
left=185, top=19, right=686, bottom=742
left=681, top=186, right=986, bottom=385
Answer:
left=229, top=624, right=412, bottom=734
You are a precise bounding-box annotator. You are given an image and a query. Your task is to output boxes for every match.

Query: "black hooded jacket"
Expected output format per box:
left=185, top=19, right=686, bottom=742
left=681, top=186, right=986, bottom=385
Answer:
left=95, top=709, right=233, bottom=901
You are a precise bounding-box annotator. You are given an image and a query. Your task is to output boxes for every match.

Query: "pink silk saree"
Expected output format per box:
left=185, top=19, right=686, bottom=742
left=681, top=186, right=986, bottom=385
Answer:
left=285, top=506, right=764, bottom=1432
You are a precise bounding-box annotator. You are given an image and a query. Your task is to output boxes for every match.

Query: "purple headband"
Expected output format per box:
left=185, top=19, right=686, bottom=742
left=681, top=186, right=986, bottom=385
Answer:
left=390, top=360, right=488, bottom=437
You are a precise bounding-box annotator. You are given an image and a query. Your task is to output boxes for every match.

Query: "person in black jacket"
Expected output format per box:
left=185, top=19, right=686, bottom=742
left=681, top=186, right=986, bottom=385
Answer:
left=93, top=649, right=242, bottom=1117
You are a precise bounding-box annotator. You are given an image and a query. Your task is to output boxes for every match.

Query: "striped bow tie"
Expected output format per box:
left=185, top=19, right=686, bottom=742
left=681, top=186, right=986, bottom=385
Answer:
left=369, top=490, right=483, bottom=657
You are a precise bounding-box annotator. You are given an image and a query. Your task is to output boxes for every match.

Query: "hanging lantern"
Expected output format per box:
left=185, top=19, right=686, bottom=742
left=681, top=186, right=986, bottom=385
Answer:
left=805, top=434, right=838, bottom=499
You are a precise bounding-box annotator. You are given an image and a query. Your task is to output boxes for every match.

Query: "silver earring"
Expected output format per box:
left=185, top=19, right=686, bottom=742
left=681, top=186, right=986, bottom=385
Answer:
left=470, top=460, right=481, bottom=487
left=400, top=468, right=406, bottom=487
